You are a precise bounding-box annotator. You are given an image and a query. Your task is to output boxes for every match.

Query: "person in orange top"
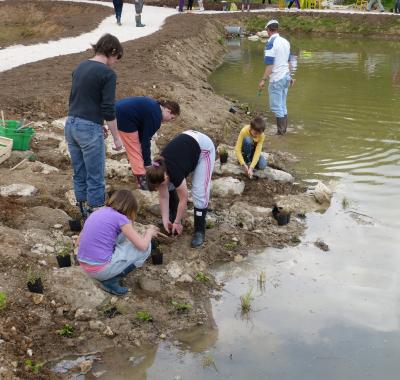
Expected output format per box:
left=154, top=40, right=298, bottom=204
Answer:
left=235, top=116, right=267, bottom=179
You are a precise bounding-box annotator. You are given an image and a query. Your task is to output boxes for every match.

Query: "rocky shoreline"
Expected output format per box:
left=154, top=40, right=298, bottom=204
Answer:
left=0, top=9, right=333, bottom=380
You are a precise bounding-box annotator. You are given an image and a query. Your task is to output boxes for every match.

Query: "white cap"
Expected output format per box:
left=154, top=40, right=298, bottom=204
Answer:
left=265, top=19, right=279, bottom=28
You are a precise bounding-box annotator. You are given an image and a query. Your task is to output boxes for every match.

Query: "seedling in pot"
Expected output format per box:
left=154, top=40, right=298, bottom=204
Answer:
left=218, top=146, right=228, bottom=164
left=136, top=310, right=153, bottom=322
left=0, top=292, right=6, bottom=311
left=240, top=288, right=253, bottom=314
left=171, top=300, right=192, bottom=313
left=26, top=268, right=43, bottom=294
left=24, top=359, right=43, bottom=374
left=57, top=324, right=74, bottom=337
left=195, top=272, right=209, bottom=283
left=272, top=205, right=291, bottom=226
left=55, top=241, right=72, bottom=268
left=151, top=240, right=164, bottom=265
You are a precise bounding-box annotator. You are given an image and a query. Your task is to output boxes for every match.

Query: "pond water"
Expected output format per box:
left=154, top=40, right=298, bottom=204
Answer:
left=93, top=36, right=400, bottom=379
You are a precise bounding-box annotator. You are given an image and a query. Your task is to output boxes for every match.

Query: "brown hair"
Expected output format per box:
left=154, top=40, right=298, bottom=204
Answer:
left=250, top=116, right=266, bottom=133
left=158, top=100, right=180, bottom=116
left=267, top=23, right=279, bottom=32
left=146, top=156, right=167, bottom=191
left=92, top=34, right=123, bottom=59
left=106, top=189, right=138, bottom=220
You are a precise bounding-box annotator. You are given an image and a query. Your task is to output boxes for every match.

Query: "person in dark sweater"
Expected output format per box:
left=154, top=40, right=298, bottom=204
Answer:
left=116, top=97, right=180, bottom=190
left=65, top=34, right=123, bottom=220
left=113, top=0, right=123, bottom=25
left=146, top=131, right=215, bottom=248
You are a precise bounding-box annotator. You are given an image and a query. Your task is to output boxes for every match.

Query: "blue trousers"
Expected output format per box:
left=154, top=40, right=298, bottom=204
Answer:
left=65, top=116, right=106, bottom=208
left=113, top=0, right=123, bottom=20
left=268, top=74, right=291, bottom=118
left=242, top=137, right=267, bottom=169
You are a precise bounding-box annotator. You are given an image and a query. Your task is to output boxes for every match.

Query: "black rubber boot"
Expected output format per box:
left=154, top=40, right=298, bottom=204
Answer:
left=78, top=201, right=88, bottom=221
left=117, top=16, right=121, bottom=25
left=136, top=175, right=148, bottom=190
left=119, top=263, right=136, bottom=277
left=283, top=115, right=288, bottom=134
left=169, top=189, right=179, bottom=223
left=191, top=208, right=207, bottom=248
left=99, top=276, right=128, bottom=296
left=135, top=15, right=145, bottom=27
left=276, top=117, right=286, bottom=135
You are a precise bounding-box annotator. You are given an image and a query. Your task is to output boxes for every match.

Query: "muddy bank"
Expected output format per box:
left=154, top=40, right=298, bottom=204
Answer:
left=0, top=8, right=333, bottom=379
left=0, top=0, right=112, bottom=49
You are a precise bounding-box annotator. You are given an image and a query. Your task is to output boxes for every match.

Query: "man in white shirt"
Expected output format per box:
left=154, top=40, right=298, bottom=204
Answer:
left=258, top=20, right=294, bottom=135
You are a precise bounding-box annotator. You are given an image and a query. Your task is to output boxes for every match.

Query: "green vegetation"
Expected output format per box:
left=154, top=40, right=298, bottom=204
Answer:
left=136, top=310, right=153, bottom=322
left=245, top=14, right=400, bottom=36
left=195, top=272, right=210, bottom=283
left=206, top=219, right=216, bottom=229
left=202, top=353, right=218, bottom=371
left=224, top=241, right=238, bottom=251
left=240, top=288, right=253, bottom=314
left=258, top=271, right=266, bottom=284
left=26, top=267, right=42, bottom=283
left=57, top=324, right=74, bottom=337
left=0, top=292, right=6, bottom=311
left=56, top=240, right=73, bottom=257
left=342, top=196, right=350, bottom=209
left=24, top=359, right=43, bottom=374
left=217, top=36, right=224, bottom=45
left=171, top=300, right=193, bottom=312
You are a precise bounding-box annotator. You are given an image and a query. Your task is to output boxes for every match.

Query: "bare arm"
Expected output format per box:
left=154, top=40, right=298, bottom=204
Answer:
left=258, top=65, right=273, bottom=90
left=121, top=223, right=158, bottom=252
left=159, top=183, right=170, bottom=231
left=171, top=179, right=188, bottom=236
left=106, top=119, right=123, bottom=150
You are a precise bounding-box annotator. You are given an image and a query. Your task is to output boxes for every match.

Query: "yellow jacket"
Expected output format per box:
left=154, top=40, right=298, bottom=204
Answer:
left=235, top=125, right=265, bottom=168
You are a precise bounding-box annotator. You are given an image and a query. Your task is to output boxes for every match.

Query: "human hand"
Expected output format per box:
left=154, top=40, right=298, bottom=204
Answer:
left=147, top=225, right=160, bottom=237
left=102, top=125, right=109, bottom=139
left=113, top=136, right=123, bottom=151
left=163, top=220, right=173, bottom=234
left=243, top=164, right=249, bottom=175
left=247, top=167, right=253, bottom=179
left=258, top=78, right=266, bottom=90
left=290, top=78, right=296, bottom=87
left=172, top=222, right=183, bottom=236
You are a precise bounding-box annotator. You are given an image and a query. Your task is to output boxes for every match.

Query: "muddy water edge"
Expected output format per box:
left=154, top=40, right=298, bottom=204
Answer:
left=0, top=9, right=397, bottom=379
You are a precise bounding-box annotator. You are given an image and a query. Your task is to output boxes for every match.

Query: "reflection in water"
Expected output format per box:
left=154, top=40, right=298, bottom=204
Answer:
left=97, top=37, right=400, bottom=379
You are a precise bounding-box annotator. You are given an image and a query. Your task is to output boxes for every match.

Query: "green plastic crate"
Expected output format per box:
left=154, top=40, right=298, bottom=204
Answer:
left=0, top=120, right=35, bottom=151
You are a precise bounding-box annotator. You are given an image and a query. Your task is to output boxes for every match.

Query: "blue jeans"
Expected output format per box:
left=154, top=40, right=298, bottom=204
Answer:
left=268, top=73, right=291, bottom=118
left=242, top=137, right=267, bottom=169
left=65, top=116, right=106, bottom=207
left=113, top=0, right=123, bottom=19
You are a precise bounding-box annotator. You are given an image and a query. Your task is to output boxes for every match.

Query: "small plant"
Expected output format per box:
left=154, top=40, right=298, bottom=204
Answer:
left=206, top=219, right=216, bottom=229
left=27, top=267, right=42, bottom=283
left=342, top=196, right=350, bottom=209
left=171, top=300, right=192, bottom=313
left=224, top=241, right=238, bottom=251
left=258, top=271, right=266, bottom=284
left=26, top=267, right=43, bottom=294
left=240, top=288, right=253, bottom=314
left=195, top=272, right=210, bottom=283
left=0, top=292, right=6, bottom=311
left=57, top=324, right=74, bottom=337
left=218, top=146, right=228, bottom=164
left=202, top=353, right=218, bottom=371
left=56, top=240, right=72, bottom=257
left=24, top=359, right=43, bottom=374
left=136, top=310, right=153, bottom=322
left=217, top=36, right=224, bottom=45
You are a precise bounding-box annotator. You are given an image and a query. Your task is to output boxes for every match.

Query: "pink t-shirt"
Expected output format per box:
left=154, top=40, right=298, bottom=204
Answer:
left=78, top=207, right=130, bottom=265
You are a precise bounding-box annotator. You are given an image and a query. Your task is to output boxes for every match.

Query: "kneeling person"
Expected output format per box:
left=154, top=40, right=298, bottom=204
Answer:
left=235, top=116, right=267, bottom=179
left=77, top=189, right=159, bottom=295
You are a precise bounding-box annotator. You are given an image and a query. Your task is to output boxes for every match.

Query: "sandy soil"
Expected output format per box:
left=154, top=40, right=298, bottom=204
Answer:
left=0, top=3, right=331, bottom=379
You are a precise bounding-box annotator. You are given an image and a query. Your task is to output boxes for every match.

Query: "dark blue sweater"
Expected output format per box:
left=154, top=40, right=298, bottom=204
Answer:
left=116, top=97, right=162, bottom=166
left=68, top=60, right=117, bottom=125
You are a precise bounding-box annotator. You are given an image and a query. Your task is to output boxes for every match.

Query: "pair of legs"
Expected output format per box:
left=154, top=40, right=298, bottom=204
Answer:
left=135, top=0, right=145, bottom=26
left=87, top=233, right=151, bottom=295
left=178, top=0, right=185, bottom=11
left=367, top=0, right=385, bottom=10
left=241, top=137, right=268, bottom=170
left=393, top=0, right=400, bottom=11
left=242, top=0, right=251, bottom=11
left=187, top=0, right=194, bottom=10
left=169, top=131, right=215, bottom=248
left=118, top=131, right=148, bottom=190
left=112, top=0, right=123, bottom=25
left=65, top=116, right=106, bottom=212
left=268, top=73, right=291, bottom=135
left=288, top=0, right=300, bottom=8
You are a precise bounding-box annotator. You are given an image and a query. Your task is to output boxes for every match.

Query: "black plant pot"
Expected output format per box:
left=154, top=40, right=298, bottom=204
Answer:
left=272, top=205, right=291, bottom=226
left=56, top=255, right=72, bottom=268
left=27, top=279, right=43, bottom=294
left=69, top=219, right=82, bottom=232
left=220, top=153, right=228, bottom=164
left=151, top=251, right=163, bottom=265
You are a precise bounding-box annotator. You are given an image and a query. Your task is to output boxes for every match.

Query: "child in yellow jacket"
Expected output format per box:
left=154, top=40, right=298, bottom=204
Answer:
left=235, top=116, right=267, bottom=178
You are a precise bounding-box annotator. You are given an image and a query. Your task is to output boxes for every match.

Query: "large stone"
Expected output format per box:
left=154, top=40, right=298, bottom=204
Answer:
left=248, top=35, right=260, bottom=42
left=229, top=203, right=255, bottom=230
left=313, top=181, right=333, bottom=205
left=58, top=140, right=69, bottom=158
left=138, top=278, right=161, bottom=293
left=253, top=167, right=294, bottom=183
left=212, top=177, right=245, bottom=197
left=133, top=189, right=159, bottom=214
left=105, top=158, right=131, bottom=180
left=30, top=161, right=59, bottom=174
left=256, top=30, right=269, bottom=38
left=0, top=225, right=26, bottom=258
left=51, top=118, right=67, bottom=130
left=0, top=183, right=38, bottom=197
left=48, top=267, right=107, bottom=310
left=23, top=206, right=69, bottom=230
left=167, top=261, right=184, bottom=279
left=65, top=190, right=76, bottom=206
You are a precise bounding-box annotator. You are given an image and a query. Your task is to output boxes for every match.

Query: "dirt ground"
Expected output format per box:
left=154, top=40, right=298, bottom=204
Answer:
left=0, top=0, right=112, bottom=49
left=0, top=3, right=330, bottom=379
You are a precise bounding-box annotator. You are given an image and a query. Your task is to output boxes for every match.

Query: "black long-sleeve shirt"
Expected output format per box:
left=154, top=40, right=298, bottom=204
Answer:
left=68, top=60, right=117, bottom=125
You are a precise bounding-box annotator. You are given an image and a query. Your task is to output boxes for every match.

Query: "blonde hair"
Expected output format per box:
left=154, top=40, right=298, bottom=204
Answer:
left=106, top=189, right=138, bottom=220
